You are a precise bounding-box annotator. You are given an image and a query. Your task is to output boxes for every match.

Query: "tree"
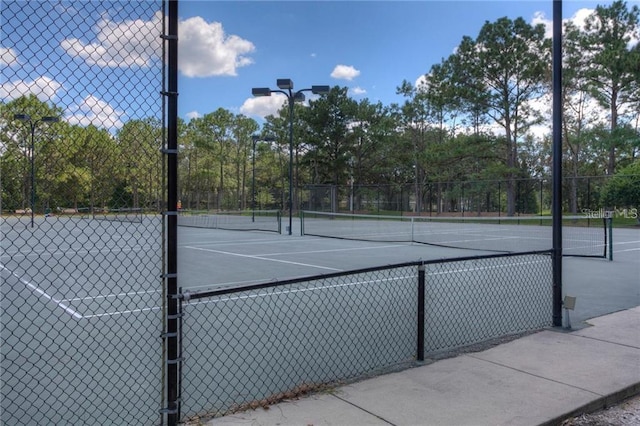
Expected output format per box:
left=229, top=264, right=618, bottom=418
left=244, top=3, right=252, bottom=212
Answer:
left=189, top=109, right=235, bottom=209
left=301, top=86, right=358, bottom=210
left=396, top=80, right=434, bottom=213
left=1, top=95, right=64, bottom=212
left=453, top=17, right=550, bottom=216
left=601, top=160, right=640, bottom=212
left=561, top=21, right=603, bottom=213
left=583, top=0, right=640, bottom=175
left=230, top=114, right=258, bottom=209
left=117, top=118, right=163, bottom=209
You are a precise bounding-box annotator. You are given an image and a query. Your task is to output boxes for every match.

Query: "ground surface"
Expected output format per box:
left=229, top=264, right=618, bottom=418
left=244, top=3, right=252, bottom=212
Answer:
left=562, top=394, right=640, bottom=426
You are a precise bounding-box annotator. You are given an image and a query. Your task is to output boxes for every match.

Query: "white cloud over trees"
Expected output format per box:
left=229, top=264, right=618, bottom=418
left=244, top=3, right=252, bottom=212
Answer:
left=59, top=12, right=256, bottom=77
left=60, top=11, right=163, bottom=68
left=0, top=76, right=63, bottom=102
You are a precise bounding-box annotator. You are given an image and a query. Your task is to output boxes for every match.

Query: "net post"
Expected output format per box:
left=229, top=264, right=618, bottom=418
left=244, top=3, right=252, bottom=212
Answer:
left=299, top=210, right=304, bottom=235
left=411, top=217, right=415, bottom=245
left=607, top=216, right=613, bottom=261
left=417, top=264, right=425, bottom=362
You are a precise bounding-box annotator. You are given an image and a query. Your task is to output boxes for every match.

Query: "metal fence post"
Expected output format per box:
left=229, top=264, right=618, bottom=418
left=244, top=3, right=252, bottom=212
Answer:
left=164, top=1, right=180, bottom=424
left=417, top=265, right=425, bottom=362
left=551, top=0, right=563, bottom=327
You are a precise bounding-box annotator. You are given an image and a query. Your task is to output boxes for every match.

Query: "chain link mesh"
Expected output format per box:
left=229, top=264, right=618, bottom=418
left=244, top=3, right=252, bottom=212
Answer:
left=424, top=253, right=553, bottom=354
left=1, top=1, right=165, bottom=424
left=180, top=266, right=417, bottom=420
left=2, top=3, right=557, bottom=424
left=179, top=251, right=553, bottom=422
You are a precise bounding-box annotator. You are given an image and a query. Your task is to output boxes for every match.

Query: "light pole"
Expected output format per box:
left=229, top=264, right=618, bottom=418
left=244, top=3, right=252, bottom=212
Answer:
left=251, top=79, right=329, bottom=235
left=251, top=134, right=275, bottom=222
left=14, top=113, right=59, bottom=228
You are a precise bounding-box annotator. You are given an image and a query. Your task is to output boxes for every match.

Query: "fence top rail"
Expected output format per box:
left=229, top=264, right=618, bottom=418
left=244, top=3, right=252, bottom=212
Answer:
left=182, top=249, right=553, bottom=301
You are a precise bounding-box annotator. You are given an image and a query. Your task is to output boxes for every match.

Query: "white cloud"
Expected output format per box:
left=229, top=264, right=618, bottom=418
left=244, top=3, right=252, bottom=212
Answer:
left=66, top=95, right=124, bottom=129
left=331, top=64, right=360, bottom=81
left=532, top=7, right=638, bottom=55
left=185, top=111, right=201, bottom=121
left=532, top=11, right=553, bottom=39
left=0, top=76, right=63, bottom=102
left=572, top=8, right=595, bottom=31
left=239, top=95, right=287, bottom=119
left=350, top=86, right=367, bottom=96
left=60, top=12, right=256, bottom=77
left=0, top=47, right=19, bottom=67
left=415, top=74, right=429, bottom=92
left=61, top=11, right=162, bottom=68
left=179, top=16, right=255, bottom=77
left=531, top=8, right=595, bottom=40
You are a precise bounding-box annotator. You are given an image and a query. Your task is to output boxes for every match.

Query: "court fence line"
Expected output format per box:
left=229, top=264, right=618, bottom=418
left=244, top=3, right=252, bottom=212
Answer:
left=175, top=250, right=553, bottom=422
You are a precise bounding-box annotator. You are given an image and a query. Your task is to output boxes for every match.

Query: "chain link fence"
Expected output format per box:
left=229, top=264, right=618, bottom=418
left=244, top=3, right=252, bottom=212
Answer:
left=2, top=2, right=570, bottom=425
left=423, top=253, right=553, bottom=354
left=1, top=1, right=168, bottom=424
left=302, top=176, right=627, bottom=216
left=178, top=250, right=553, bottom=422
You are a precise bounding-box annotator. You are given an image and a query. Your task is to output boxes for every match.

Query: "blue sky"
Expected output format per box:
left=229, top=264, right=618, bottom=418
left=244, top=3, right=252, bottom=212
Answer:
left=1, top=0, right=631, bottom=130
left=176, top=0, right=623, bottom=123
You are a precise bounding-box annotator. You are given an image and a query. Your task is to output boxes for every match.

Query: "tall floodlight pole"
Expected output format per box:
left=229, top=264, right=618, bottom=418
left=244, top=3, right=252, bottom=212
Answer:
left=252, top=80, right=330, bottom=235
left=13, top=114, right=59, bottom=228
left=552, top=0, right=563, bottom=327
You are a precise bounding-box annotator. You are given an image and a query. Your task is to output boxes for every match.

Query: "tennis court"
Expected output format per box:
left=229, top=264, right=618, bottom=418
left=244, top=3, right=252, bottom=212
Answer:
left=1, top=212, right=631, bottom=327
left=174, top=213, right=638, bottom=419
left=1, top=213, right=638, bottom=424
left=176, top=213, right=637, bottom=321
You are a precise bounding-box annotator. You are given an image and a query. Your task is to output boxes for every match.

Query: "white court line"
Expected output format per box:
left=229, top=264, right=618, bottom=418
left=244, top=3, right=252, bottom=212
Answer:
left=181, top=237, right=319, bottom=248
left=614, top=247, right=640, bottom=253
left=0, top=264, right=83, bottom=319
left=612, top=240, right=640, bottom=246
left=184, top=246, right=342, bottom=271
left=61, top=289, right=160, bottom=303
left=187, top=259, right=548, bottom=306
left=187, top=274, right=414, bottom=306
left=427, top=259, right=548, bottom=276
left=253, top=244, right=404, bottom=257
left=82, top=306, right=161, bottom=319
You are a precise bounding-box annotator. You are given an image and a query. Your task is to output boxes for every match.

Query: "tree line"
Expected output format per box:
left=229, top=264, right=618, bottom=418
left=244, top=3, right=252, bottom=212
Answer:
left=1, top=1, right=638, bottom=216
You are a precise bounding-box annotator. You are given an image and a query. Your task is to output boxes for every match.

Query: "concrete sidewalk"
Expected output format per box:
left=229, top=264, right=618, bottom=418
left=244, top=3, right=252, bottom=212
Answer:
left=210, top=306, right=640, bottom=426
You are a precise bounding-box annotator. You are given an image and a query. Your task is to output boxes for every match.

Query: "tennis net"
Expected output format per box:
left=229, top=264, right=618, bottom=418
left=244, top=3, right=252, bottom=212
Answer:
left=178, top=210, right=281, bottom=233
left=301, top=211, right=610, bottom=258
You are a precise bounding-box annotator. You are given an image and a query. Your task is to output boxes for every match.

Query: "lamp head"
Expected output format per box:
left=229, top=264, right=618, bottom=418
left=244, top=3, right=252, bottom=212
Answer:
left=277, top=79, right=293, bottom=90
left=311, top=85, right=330, bottom=95
left=252, top=87, right=272, bottom=97
left=41, top=116, right=59, bottom=123
left=293, top=92, right=305, bottom=103
left=14, top=113, right=30, bottom=121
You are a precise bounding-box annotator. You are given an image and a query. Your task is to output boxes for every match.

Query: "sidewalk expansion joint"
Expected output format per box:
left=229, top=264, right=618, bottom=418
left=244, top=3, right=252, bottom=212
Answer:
left=331, top=393, right=397, bottom=426
left=569, top=333, right=640, bottom=350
